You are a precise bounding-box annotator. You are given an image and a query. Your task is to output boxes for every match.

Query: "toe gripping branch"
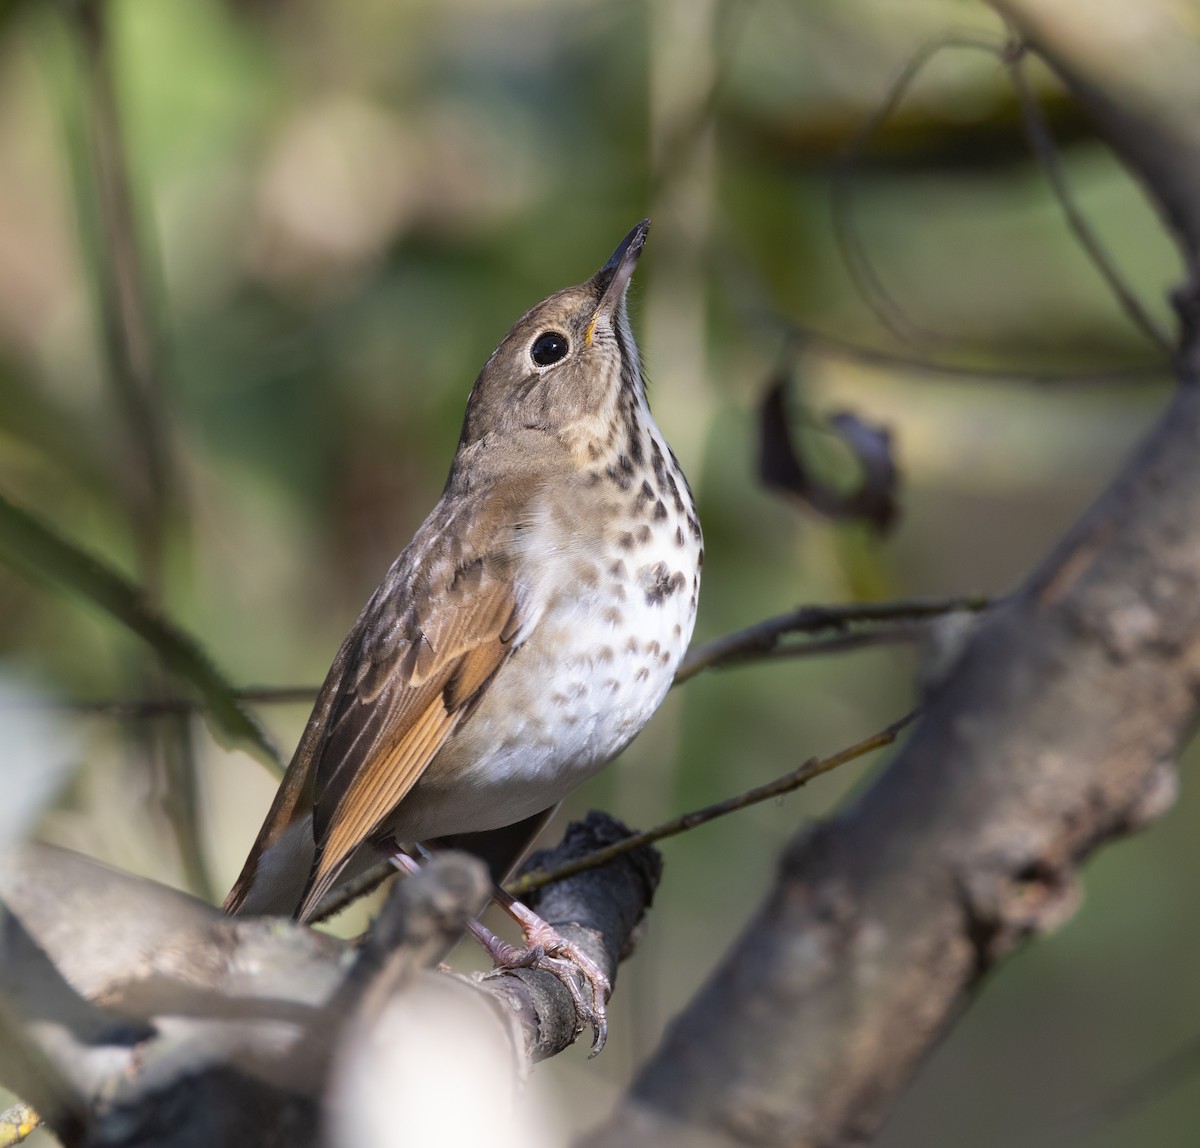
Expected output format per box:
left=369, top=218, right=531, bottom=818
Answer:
left=485, top=811, right=664, bottom=1061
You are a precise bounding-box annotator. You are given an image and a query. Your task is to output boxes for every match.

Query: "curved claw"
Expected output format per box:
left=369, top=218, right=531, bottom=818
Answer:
left=529, top=932, right=610, bottom=1056
left=468, top=917, right=611, bottom=1055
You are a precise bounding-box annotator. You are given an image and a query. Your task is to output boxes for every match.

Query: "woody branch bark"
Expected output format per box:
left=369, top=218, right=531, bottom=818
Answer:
left=586, top=3, right=1200, bottom=1145
left=0, top=814, right=659, bottom=1147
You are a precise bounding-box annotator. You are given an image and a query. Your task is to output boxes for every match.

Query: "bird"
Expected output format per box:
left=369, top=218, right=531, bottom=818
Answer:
left=223, top=220, right=702, bottom=1051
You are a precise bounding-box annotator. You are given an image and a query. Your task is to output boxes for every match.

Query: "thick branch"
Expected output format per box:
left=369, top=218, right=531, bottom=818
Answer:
left=590, top=341, right=1200, bottom=1148
left=0, top=814, right=659, bottom=1145
left=586, top=6, right=1200, bottom=1146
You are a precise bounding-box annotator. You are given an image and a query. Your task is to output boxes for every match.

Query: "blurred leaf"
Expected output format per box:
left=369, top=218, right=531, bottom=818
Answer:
left=759, top=373, right=900, bottom=534
left=0, top=492, right=282, bottom=773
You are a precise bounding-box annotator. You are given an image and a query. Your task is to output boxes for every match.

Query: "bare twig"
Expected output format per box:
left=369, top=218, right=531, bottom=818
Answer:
left=3, top=598, right=988, bottom=718
left=507, top=710, right=918, bottom=899
left=674, top=595, right=990, bottom=684
left=68, top=1, right=212, bottom=898
left=71, top=2, right=172, bottom=572
left=716, top=623, right=928, bottom=664
left=0, top=493, right=282, bottom=771
left=1007, top=47, right=1175, bottom=355
left=7, top=684, right=322, bottom=721
left=833, top=32, right=1011, bottom=345
left=310, top=860, right=395, bottom=924
left=832, top=28, right=1173, bottom=365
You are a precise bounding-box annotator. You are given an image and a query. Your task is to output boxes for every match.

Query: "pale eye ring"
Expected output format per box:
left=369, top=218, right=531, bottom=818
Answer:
left=530, top=331, right=569, bottom=367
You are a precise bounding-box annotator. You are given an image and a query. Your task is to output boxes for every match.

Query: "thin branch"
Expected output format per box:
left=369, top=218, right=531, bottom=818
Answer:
left=723, top=623, right=931, bottom=665
left=507, top=709, right=919, bottom=899
left=833, top=32, right=1012, bottom=345
left=832, top=29, right=1173, bottom=364
left=674, top=595, right=989, bottom=684
left=9, top=684, right=323, bottom=720
left=70, top=2, right=173, bottom=576
left=67, top=2, right=214, bottom=898
left=311, top=860, right=396, bottom=925
left=1007, top=47, right=1175, bottom=356
left=5, top=598, right=988, bottom=719
left=0, top=492, right=282, bottom=772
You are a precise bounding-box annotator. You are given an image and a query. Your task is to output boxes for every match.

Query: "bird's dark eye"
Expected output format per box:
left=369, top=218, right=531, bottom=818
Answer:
left=531, top=331, right=569, bottom=367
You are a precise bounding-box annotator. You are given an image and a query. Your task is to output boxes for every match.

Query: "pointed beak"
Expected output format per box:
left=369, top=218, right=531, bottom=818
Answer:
left=591, top=219, right=650, bottom=327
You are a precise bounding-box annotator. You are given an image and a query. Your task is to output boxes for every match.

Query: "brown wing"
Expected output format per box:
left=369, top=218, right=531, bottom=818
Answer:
left=294, top=577, right=522, bottom=920
left=223, top=482, right=538, bottom=922
left=221, top=629, right=362, bottom=917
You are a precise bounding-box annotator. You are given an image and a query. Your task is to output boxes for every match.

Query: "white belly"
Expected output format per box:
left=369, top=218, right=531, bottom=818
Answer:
left=391, top=488, right=701, bottom=841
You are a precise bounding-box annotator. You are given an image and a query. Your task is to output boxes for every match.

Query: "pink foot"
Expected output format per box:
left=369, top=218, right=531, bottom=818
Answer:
left=467, top=914, right=611, bottom=1056
left=383, top=840, right=611, bottom=1054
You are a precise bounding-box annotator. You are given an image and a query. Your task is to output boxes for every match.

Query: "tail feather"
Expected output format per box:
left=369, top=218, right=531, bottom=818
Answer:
left=223, top=813, right=316, bottom=917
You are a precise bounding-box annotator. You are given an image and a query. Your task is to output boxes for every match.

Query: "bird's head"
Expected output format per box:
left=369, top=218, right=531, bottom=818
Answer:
left=453, top=220, right=651, bottom=477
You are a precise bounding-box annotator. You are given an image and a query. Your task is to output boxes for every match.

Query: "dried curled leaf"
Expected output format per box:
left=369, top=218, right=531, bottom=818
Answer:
left=758, top=374, right=900, bottom=534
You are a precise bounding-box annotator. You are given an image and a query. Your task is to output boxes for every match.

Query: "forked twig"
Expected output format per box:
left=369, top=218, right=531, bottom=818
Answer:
left=675, top=595, right=990, bottom=684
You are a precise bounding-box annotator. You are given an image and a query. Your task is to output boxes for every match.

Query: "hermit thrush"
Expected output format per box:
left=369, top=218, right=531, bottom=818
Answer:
left=224, top=220, right=702, bottom=1049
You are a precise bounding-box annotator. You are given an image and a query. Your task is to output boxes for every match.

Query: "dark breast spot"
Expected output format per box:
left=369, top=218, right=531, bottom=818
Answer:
left=641, top=562, right=687, bottom=607
left=635, top=479, right=655, bottom=512
left=606, top=463, right=633, bottom=491
left=687, top=514, right=702, bottom=542
left=627, top=426, right=644, bottom=465
left=666, top=472, right=685, bottom=513
left=653, top=500, right=668, bottom=521
left=651, top=440, right=667, bottom=487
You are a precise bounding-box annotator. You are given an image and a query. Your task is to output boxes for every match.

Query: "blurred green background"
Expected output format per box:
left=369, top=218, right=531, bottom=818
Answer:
left=0, top=0, right=1196, bottom=1144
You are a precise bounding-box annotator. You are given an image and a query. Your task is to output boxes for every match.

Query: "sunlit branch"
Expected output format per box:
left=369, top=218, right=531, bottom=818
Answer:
left=507, top=709, right=918, bottom=898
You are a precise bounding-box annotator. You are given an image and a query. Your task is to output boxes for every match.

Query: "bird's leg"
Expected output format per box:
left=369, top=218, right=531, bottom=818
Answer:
left=384, top=844, right=422, bottom=878
left=486, top=883, right=611, bottom=1056
left=383, top=840, right=609, bottom=1054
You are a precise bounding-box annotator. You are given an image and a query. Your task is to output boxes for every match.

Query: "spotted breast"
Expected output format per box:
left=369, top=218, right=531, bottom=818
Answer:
left=388, top=411, right=702, bottom=844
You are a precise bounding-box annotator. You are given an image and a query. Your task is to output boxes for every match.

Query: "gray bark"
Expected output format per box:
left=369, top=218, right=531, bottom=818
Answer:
left=585, top=3, right=1200, bottom=1144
